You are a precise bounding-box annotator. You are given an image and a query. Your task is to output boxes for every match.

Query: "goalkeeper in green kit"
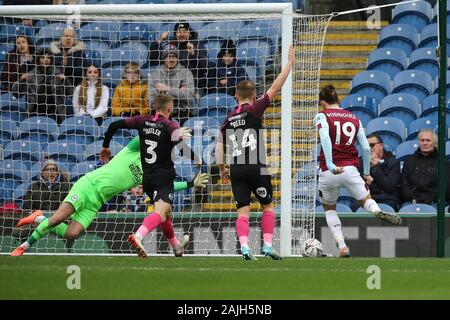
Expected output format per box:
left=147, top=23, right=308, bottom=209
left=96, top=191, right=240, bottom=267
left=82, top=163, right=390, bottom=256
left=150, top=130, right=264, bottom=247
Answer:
left=11, top=136, right=209, bottom=256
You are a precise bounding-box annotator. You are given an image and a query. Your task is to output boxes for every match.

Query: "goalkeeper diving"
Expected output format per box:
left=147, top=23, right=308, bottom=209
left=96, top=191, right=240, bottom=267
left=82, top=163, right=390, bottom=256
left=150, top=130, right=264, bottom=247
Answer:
left=11, top=136, right=209, bottom=256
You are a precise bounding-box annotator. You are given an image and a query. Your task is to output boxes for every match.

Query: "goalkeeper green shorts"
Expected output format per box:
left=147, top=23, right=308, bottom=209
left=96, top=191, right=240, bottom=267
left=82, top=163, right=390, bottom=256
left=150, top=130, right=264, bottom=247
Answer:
left=64, top=175, right=104, bottom=230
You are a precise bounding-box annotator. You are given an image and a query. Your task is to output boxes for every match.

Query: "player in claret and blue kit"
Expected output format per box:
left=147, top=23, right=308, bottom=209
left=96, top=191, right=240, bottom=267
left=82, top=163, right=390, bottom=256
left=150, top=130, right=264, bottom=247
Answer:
left=314, top=85, right=402, bottom=258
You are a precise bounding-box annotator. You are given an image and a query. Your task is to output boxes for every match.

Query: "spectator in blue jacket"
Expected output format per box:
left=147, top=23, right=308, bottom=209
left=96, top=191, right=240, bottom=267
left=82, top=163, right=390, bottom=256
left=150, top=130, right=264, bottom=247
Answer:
left=207, top=39, right=247, bottom=97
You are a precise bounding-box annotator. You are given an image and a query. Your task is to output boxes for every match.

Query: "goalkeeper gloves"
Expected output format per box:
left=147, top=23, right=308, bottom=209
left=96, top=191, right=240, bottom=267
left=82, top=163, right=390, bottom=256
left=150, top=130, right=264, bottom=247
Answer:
left=179, top=127, right=192, bottom=140
left=192, top=172, right=209, bottom=188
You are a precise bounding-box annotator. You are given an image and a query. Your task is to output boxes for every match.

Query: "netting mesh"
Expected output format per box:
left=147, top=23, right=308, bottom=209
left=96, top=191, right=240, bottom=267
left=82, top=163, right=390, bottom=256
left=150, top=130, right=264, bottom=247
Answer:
left=0, top=7, right=330, bottom=256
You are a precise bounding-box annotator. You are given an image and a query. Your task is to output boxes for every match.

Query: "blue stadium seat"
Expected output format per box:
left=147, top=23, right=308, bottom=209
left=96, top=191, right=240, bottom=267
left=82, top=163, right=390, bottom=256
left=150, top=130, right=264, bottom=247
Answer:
left=392, top=70, right=432, bottom=103
left=44, top=140, right=84, bottom=168
left=103, top=65, right=124, bottom=88
left=418, top=23, right=437, bottom=48
left=115, top=41, right=149, bottom=59
left=378, top=24, right=419, bottom=56
left=102, top=48, right=146, bottom=68
left=379, top=93, right=420, bottom=127
left=0, top=118, right=19, bottom=145
left=18, top=116, right=58, bottom=145
left=367, top=48, right=407, bottom=79
left=58, top=116, right=97, bottom=145
left=349, top=70, right=391, bottom=103
left=235, top=44, right=266, bottom=79
left=395, top=140, right=419, bottom=161
left=198, top=21, right=240, bottom=42
left=70, top=161, right=98, bottom=182
left=421, top=94, right=443, bottom=117
left=14, top=182, right=31, bottom=205
left=399, top=203, right=436, bottom=213
left=0, top=159, right=29, bottom=184
left=100, top=117, right=134, bottom=146
left=237, top=21, right=279, bottom=56
left=0, top=92, right=27, bottom=114
left=316, top=204, right=352, bottom=213
left=83, top=140, right=124, bottom=161
left=197, top=93, right=236, bottom=116
left=407, top=117, right=438, bottom=140
left=392, top=0, right=432, bottom=33
left=421, top=93, right=450, bottom=125
left=356, top=203, right=396, bottom=213
left=80, top=22, right=115, bottom=42
left=84, top=40, right=111, bottom=57
left=182, top=116, right=222, bottom=135
left=366, top=117, right=406, bottom=151
left=82, top=49, right=102, bottom=68
left=35, top=22, right=68, bottom=46
left=0, top=24, right=34, bottom=43
left=3, top=139, right=43, bottom=169
left=118, top=22, right=156, bottom=43
left=340, top=94, right=377, bottom=127
left=203, top=40, right=226, bottom=64
left=408, top=47, right=438, bottom=79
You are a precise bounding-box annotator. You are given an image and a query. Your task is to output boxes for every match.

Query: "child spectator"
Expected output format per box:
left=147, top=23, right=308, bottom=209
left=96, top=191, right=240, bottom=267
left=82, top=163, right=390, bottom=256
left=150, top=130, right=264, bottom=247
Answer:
left=112, top=62, right=150, bottom=117
left=1, top=35, right=36, bottom=93
left=73, top=64, right=109, bottom=125
left=124, top=185, right=148, bottom=212
left=207, top=39, right=247, bottom=97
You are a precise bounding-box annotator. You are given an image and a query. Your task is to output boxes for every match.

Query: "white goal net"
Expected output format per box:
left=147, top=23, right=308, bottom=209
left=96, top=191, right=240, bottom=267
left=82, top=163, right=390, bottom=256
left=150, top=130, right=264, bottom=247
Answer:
left=0, top=4, right=331, bottom=256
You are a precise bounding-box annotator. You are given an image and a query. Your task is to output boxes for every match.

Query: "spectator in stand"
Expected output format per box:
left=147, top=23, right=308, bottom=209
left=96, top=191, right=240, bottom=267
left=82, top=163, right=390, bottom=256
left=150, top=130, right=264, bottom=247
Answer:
left=149, top=21, right=208, bottom=95
left=73, top=64, right=109, bottom=125
left=353, top=134, right=401, bottom=211
left=50, top=27, right=85, bottom=87
left=400, top=128, right=450, bottom=207
left=1, top=34, right=36, bottom=93
left=12, top=48, right=73, bottom=123
left=148, top=44, right=196, bottom=121
left=22, top=159, right=71, bottom=212
left=124, top=185, right=148, bottom=212
left=207, top=39, right=247, bottom=97
left=112, top=62, right=150, bottom=117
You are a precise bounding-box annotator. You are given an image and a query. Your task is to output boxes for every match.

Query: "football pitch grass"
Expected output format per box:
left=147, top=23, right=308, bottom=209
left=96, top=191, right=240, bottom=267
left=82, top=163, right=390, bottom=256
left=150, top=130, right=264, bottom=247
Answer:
left=1, top=256, right=450, bottom=300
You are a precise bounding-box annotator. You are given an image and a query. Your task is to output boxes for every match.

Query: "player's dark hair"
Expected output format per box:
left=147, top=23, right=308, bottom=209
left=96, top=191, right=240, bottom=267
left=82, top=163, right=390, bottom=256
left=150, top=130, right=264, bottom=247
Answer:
left=319, top=85, right=339, bottom=105
left=367, top=134, right=383, bottom=144
left=153, top=94, right=173, bottom=111
left=236, top=80, right=256, bottom=100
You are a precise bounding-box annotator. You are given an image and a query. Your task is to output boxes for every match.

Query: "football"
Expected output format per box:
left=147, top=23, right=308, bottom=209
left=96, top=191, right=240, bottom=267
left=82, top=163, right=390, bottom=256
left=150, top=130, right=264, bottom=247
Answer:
left=302, top=238, right=323, bottom=257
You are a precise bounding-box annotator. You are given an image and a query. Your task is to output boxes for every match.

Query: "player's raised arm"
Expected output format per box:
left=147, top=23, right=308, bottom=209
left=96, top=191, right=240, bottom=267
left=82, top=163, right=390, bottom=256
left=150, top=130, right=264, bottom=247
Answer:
left=266, top=46, right=295, bottom=101
left=314, top=113, right=342, bottom=174
left=101, top=117, right=142, bottom=162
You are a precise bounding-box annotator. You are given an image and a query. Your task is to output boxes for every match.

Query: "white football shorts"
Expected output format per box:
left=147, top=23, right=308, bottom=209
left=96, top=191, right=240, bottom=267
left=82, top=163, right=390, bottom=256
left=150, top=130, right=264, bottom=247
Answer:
left=318, top=166, right=369, bottom=205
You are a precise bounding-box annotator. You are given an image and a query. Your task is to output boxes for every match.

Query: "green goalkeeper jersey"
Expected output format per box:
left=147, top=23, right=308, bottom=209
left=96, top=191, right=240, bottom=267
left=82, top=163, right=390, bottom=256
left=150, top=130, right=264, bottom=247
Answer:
left=84, top=137, right=186, bottom=203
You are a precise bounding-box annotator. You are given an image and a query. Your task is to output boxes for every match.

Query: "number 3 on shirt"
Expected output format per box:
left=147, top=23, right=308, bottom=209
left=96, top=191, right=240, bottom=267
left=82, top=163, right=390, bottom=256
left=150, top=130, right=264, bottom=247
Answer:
left=333, top=121, right=356, bottom=145
left=144, top=139, right=158, bottom=164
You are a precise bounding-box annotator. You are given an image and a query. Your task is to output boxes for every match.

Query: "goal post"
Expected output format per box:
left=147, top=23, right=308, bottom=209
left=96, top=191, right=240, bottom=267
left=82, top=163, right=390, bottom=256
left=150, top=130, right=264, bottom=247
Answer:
left=0, top=3, right=331, bottom=257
